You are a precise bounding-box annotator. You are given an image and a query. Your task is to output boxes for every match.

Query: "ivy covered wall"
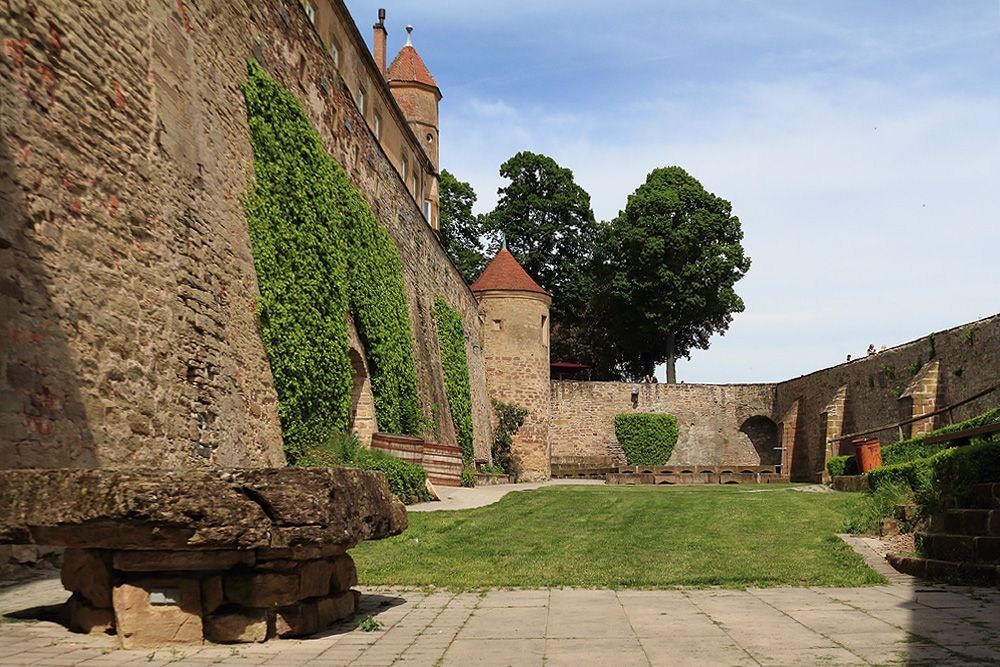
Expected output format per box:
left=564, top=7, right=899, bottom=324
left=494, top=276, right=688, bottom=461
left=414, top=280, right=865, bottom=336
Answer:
left=243, top=60, right=420, bottom=460
left=434, top=295, right=474, bottom=463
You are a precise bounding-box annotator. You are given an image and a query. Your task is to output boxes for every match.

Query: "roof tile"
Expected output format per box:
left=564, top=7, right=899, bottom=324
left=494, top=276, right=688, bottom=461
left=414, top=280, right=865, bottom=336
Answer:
left=470, top=250, right=548, bottom=295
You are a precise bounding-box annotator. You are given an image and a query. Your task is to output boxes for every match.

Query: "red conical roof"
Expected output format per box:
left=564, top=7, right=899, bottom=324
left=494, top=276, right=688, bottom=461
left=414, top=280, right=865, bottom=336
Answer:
left=470, top=250, right=548, bottom=296
left=387, top=45, right=439, bottom=89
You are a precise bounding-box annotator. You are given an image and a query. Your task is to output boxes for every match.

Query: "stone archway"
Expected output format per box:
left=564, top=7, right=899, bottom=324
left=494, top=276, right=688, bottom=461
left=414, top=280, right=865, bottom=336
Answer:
left=739, top=416, right=779, bottom=465
left=348, top=348, right=377, bottom=447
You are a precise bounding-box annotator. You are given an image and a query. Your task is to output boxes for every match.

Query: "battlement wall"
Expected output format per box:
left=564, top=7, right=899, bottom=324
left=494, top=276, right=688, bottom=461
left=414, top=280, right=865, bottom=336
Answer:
left=0, top=0, right=488, bottom=469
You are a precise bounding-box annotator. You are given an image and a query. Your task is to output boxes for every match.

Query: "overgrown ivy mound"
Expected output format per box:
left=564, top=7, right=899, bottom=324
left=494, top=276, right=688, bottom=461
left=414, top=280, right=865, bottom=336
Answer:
left=434, top=296, right=474, bottom=464
left=242, top=60, right=420, bottom=462
left=614, top=413, right=678, bottom=466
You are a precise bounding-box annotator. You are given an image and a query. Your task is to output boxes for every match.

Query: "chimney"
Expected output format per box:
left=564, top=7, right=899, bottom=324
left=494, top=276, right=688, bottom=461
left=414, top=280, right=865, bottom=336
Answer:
left=373, top=8, right=387, bottom=77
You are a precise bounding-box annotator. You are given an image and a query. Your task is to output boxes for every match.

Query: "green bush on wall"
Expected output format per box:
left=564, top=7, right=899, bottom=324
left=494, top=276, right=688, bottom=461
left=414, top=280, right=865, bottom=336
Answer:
left=614, top=413, right=679, bottom=466
left=242, top=60, right=422, bottom=460
left=434, top=295, right=474, bottom=464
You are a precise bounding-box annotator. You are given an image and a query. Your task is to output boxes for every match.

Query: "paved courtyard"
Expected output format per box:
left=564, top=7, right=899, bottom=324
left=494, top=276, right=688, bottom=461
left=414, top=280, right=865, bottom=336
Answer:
left=3, top=573, right=1000, bottom=666
left=2, top=482, right=999, bottom=666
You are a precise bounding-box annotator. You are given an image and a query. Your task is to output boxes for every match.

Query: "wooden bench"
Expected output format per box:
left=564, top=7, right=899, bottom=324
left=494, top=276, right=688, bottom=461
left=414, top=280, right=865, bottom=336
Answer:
left=920, top=422, right=1000, bottom=447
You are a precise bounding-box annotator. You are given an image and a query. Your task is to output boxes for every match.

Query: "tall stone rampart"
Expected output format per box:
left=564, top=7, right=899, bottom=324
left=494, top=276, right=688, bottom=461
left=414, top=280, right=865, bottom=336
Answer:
left=775, top=313, right=1000, bottom=481
left=550, top=381, right=778, bottom=467
left=0, top=0, right=490, bottom=470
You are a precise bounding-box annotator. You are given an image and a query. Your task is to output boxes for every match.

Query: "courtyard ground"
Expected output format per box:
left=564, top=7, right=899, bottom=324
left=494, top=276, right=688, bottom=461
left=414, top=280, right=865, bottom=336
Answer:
left=2, top=481, right=998, bottom=666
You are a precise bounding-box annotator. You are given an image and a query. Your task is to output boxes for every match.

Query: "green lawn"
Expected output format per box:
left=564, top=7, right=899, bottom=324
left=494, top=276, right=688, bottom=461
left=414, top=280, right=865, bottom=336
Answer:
left=352, top=485, right=885, bottom=589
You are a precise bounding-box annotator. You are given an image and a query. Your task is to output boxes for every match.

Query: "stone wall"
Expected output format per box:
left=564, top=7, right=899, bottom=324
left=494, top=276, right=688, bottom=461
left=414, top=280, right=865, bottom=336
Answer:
left=775, top=314, right=1000, bottom=481
left=550, top=381, right=779, bottom=467
left=0, top=0, right=490, bottom=469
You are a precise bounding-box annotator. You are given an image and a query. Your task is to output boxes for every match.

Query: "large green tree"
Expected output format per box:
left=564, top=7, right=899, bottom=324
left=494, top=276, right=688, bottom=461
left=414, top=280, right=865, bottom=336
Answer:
left=482, top=151, right=598, bottom=304
left=438, top=169, right=487, bottom=284
left=602, top=166, right=751, bottom=382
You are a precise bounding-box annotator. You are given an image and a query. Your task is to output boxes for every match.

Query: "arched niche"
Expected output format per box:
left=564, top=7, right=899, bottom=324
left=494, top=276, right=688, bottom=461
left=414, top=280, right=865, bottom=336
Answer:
left=740, top=415, right=779, bottom=465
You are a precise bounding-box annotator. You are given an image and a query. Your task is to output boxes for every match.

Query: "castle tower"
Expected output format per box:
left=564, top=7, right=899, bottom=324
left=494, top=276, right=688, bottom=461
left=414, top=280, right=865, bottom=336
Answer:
left=471, top=250, right=552, bottom=481
left=386, top=26, right=441, bottom=229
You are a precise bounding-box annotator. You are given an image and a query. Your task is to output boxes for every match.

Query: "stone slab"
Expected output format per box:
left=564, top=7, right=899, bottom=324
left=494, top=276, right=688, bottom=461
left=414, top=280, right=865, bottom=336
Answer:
left=0, top=467, right=407, bottom=550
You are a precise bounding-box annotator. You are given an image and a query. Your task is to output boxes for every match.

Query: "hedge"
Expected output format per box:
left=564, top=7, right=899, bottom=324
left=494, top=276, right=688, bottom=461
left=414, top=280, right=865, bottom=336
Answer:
left=866, top=438, right=1000, bottom=508
left=826, top=404, right=1000, bottom=478
left=614, top=414, right=679, bottom=466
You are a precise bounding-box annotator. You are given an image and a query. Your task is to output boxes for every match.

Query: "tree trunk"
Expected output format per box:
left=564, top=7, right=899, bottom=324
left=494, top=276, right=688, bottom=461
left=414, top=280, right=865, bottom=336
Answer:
left=665, top=332, right=677, bottom=384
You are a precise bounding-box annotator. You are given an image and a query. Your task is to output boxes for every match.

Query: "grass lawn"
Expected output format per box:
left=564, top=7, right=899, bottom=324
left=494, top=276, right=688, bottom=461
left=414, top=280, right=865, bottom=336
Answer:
left=352, top=484, right=885, bottom=589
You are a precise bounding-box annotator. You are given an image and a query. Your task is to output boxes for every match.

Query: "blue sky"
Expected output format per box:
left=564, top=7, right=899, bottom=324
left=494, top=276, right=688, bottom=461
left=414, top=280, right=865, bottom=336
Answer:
left=345, top=1, right=1000, bottom=383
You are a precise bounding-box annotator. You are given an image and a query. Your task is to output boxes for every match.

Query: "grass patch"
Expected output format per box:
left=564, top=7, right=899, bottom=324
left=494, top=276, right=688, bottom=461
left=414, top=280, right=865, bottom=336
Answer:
left=353, top=485, right=884, bottom=589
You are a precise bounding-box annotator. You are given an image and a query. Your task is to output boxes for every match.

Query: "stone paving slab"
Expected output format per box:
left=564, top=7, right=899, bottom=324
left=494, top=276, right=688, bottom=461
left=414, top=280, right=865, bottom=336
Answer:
left=3, top=576, right=1000, bottom=666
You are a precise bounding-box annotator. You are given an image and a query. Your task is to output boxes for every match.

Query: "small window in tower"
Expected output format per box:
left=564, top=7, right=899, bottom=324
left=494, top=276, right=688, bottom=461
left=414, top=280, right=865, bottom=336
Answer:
left=426, top=133, right=433, bottom=144
left=492, top=320, right=503, bottom=331
left=541, top=315, right=548, bottom=347
left=304, top=1, right=316, bottom=23
left=401, top=158, right=407, bottom=183
left=329, top=38, right=340, bottom=68
left=423, top=199, right=431, bottom=220
left=373, top=112, right=381, bottom=140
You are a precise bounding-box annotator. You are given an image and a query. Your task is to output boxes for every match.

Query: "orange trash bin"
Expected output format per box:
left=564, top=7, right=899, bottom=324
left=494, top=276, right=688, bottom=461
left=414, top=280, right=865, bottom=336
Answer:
left=852, top=437, right=882, bottom=473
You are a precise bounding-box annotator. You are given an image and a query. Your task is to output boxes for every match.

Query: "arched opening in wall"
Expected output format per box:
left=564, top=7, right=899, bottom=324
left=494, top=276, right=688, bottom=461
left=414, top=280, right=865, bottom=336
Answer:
left=740, top=416, right=779, bottom=465
left=348, top=348, right=377, bottom=447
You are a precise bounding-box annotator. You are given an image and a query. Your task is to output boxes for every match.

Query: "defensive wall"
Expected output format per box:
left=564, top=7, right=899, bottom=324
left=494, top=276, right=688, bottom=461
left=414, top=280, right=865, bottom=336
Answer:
left=775, top=313, right=1000, bottom=481
left=550, top=382, right=779, bottom=467
left=0, top=0, right=491, bottom=470
left=551, top=313, right=1000, bottom=481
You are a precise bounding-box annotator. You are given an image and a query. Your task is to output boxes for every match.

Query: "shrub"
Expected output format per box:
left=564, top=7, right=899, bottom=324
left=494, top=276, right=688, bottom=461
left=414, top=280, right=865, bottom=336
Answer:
left=492, top=399, right=528, bottom=476
left=460, top=465, right=476, bottom=488
left=880, top=403, right=1000, bottom=466
left=827, top=455, right=857, bottom=478
left=293, top=430, right=431, bottom=505
left=614, top=414, right=679, bottom=466
left=867, top=438, right=1000, bottom=510
left=434, top=296, right=474, bottom=464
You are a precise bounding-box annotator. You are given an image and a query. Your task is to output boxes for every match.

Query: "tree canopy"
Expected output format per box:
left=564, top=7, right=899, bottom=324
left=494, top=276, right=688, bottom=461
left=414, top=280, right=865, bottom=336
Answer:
left=482, top=151, right=598, bottom=304
left=601, top=166, right=751, bottom=381
left=438, top=169, right=487, bottom=284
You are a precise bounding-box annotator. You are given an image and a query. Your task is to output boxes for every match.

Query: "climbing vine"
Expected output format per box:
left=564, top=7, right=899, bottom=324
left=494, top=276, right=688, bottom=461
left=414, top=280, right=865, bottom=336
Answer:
left=433, top=295, right=474, bottom=463
left=242, top=59, right=353, bottom=462
left=492, top=399, right=528, bottom=476
left=614, top=413, right=679, bottom=465
left=241, top=60, right=421, bottom=460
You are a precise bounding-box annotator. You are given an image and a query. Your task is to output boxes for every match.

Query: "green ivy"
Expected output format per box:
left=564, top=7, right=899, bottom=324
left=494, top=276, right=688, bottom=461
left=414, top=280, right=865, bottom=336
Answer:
left=434, top=295, right=474, bottom=463
left=348, top=200, right=421, bottom=435
left=242, top=59, right=354, bottom=462
left=614, top=413, right=679, bottom=466
left=241, top=60, right=422, bottom=461
left=492, top=399, right=528, bottom=476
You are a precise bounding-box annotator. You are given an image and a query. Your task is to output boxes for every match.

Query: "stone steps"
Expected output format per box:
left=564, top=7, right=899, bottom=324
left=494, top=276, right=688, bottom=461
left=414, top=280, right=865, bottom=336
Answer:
left=887, top=483, right=1000, bottom=586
